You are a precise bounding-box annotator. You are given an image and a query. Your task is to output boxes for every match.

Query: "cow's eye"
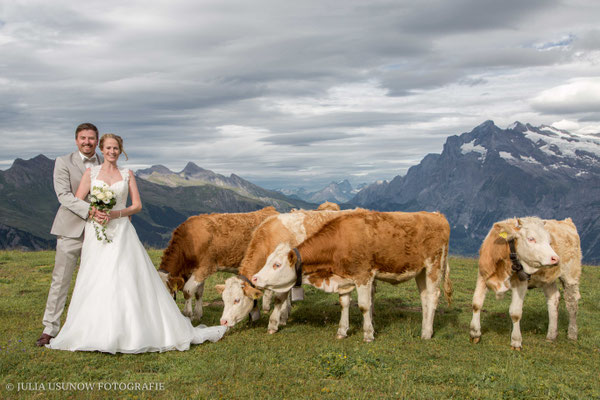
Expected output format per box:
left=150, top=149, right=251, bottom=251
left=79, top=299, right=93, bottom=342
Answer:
left=234, top=299, right=240, bottom=304
left=528, top=237, right=536, bottom=243
left=273, top=262, right=281, bottom=269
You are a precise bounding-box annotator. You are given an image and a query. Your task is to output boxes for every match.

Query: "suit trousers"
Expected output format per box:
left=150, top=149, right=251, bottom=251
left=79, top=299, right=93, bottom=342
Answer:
left=42, top=234, right=84, bottom=336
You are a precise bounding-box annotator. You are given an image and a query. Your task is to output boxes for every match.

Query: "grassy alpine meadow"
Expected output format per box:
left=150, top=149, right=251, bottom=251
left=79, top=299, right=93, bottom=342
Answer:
left=0, top=250, right=599, bottom=399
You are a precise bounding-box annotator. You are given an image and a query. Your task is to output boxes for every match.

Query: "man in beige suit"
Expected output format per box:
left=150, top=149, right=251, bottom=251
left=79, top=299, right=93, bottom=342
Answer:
left=36, top=123, right=106, bottom=346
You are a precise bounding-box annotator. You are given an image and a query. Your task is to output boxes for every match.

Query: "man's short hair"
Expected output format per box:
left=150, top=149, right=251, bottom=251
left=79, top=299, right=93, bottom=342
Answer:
left=75, top=123, right=99, bottom=139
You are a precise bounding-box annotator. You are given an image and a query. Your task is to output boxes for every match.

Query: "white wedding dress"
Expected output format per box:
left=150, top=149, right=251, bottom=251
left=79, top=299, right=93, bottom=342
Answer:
left=47, top=166, right=227, bottom=353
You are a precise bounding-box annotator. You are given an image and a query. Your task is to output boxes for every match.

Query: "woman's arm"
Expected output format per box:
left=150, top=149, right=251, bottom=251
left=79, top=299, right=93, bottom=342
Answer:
left=108, top=170, right=142, bottom=220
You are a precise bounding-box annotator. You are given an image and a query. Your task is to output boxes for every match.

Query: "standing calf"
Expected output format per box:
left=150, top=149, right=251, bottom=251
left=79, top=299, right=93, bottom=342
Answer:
left=469, top=217, right=581, bottom=350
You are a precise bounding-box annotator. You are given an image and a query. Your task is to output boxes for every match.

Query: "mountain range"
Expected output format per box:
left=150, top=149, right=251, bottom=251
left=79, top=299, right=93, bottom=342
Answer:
left=277, top=180, right=366, bottom=204
left=0, top=157, right=313, bottom=250
left=353, top=121, right=600, bottom=263
left=2, top=120, right=599, bottom=263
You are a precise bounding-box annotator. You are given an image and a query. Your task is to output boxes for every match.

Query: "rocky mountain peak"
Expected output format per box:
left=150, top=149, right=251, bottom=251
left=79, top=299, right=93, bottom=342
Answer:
left=136, top=165, right=172, bottom=176
left=353, top=121, right=600, bottom=262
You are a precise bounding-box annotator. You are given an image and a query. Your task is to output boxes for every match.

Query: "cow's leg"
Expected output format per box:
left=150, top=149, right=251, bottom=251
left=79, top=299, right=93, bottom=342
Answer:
left=278, top=291, right=292, bottom=326
left=262, top=289, right=274, bottom=313
left=356, top=280, right=375, bottom=342
left=193, top=280, right=205, bottom=321
left=509, top=280, right=528, bottom=350
left=561, top=279, right=580, bottom=340
left=183, top=276, right=201, bottom=319
left=267, top=291, right=289, bottom=334
left=470, top=273, right=488, bottom=344
left=336, top=292, right=351, bottom=339
left=415, top=269, right=429, bottom=335
left=370, top=280, right=377, bottom=320
left=421, top=259, right=442, bottom=340
left=542, top=282, right=560, bottom=342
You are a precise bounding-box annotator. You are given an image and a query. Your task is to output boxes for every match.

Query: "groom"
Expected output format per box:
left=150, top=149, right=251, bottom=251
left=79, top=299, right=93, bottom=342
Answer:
left=36, top=123, right=107, bottom=346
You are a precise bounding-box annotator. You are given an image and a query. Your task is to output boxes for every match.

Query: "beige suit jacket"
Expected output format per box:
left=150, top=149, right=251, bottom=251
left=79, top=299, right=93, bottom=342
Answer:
left=50, top=151, right=102, bottom=238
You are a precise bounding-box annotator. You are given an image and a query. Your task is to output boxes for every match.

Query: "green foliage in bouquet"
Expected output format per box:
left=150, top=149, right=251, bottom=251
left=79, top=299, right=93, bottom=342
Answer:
left=88, top=185, right=117, bottom=243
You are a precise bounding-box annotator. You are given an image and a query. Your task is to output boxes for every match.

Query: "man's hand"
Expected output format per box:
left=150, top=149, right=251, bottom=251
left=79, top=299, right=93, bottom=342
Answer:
left=90, top=206, right=109, bottom=224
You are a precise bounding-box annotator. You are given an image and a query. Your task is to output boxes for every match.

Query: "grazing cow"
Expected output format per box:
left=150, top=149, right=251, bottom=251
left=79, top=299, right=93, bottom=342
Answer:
left=216, top=207, right=362, bottom=332
left=469, top=217, right=581, bottom=350
left=252, top=211, right=452, bottom=342
left=157, top=206, right=278, bottom=320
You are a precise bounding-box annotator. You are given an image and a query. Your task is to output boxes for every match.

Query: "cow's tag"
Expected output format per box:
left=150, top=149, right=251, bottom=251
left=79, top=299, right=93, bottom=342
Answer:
left=291, top=287, right=304, bottom=302
left=250, top=308, right=260, bottom=322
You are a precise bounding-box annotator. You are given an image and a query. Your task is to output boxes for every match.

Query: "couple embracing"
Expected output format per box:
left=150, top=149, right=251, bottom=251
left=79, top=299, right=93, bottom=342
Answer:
left=36, top=123, right=226, bottom=353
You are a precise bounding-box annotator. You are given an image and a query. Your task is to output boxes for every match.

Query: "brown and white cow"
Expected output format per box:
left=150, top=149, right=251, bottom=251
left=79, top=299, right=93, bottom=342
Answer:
left=317, top=201, right=341, bottom=211
left=252, top=211, right=452, bottom=342
left=157, top=206, right=278, bottom=320
left=216, top=207, right=362, bottom=332
left=469, top=217, right=581, bottom=350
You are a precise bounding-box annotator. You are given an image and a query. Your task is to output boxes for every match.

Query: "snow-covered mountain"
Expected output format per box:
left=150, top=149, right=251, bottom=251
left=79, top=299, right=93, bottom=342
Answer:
left=353, top=121, right=600, bottom=263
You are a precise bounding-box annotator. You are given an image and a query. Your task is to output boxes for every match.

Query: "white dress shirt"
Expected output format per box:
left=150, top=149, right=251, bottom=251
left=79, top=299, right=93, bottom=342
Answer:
left=79, top=151, right=98, bottom=170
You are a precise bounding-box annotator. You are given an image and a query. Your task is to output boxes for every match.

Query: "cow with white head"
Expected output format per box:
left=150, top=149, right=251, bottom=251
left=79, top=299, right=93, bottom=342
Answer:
left=216, top=277, right=263, bottom=328
left=470, top=216, right=582, bottom=350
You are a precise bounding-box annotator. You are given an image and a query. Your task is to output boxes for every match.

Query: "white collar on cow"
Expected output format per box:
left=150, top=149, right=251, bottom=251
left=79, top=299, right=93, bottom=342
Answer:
left=508, top=239, right=531, bottom=281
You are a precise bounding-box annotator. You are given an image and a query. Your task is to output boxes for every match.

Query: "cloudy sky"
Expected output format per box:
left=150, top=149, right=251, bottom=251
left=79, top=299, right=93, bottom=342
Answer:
left=1, top=0, right=599, bottom=190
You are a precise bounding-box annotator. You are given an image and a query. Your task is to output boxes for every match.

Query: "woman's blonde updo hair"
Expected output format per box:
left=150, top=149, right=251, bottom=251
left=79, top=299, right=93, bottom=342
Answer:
left=99, top=133, right=128, bottom=160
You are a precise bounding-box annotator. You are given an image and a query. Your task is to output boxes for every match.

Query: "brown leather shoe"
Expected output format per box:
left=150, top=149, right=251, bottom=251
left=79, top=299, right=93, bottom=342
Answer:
left=36, top=333, right=53, bottom=347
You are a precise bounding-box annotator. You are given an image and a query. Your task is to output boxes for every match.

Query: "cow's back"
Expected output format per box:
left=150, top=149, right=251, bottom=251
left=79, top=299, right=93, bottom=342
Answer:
left=239, top=209, right=357, bottom=276
left=202, top=207, right=279, bottom=268
left=302, top=211, right=449, bottom=283
left=366, top=211, right=449, bottom=273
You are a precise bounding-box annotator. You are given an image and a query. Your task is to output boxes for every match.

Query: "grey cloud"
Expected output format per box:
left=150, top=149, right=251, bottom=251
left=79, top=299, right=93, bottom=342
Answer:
left=2, top=0, right=600, bottom=191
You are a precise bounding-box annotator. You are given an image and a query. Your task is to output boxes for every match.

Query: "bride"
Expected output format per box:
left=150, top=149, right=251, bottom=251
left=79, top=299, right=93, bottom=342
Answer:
left=47, top=134, right=226, bottom=353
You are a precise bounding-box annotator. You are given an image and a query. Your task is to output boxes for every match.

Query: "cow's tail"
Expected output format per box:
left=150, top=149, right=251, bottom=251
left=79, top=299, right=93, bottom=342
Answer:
left=441, top=245, right=453, bottom=306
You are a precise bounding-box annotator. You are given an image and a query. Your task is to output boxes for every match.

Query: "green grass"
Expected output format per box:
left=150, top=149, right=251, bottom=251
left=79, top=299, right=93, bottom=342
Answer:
left=1, top=251, right=599, bottom=399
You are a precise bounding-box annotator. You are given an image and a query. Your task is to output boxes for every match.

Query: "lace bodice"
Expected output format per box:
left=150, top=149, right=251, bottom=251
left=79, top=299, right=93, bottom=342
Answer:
left=89, top=165, right=129, bottom=209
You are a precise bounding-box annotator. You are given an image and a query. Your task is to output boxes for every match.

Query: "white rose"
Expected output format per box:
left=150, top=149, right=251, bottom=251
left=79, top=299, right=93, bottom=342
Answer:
left=91, top=188, right=102, bottom=197
left=97, top=192, right=107, bottom=202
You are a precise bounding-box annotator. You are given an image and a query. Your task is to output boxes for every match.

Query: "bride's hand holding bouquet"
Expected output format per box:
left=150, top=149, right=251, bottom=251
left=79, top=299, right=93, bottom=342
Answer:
left=89, top=185, right=117, bottom=243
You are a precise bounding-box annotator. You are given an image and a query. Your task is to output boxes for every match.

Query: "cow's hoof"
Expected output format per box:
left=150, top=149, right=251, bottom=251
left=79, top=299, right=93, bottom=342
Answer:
left=510, top=346, right=522, bottom=351
left=567, top=333, right=578, bottom=341
left=545, top=337, right=556, bottom=343
left=470, top=337, right=480, bottom=344
left=335, top=334, right=347, bottom=340
left=267, top=329, right=277, bottom=335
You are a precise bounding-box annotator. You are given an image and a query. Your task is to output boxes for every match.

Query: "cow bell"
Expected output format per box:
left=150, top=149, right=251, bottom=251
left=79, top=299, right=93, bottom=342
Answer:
left=291, top=286, right=304, bottom=302
left=250, top=308, right=260, bottom=322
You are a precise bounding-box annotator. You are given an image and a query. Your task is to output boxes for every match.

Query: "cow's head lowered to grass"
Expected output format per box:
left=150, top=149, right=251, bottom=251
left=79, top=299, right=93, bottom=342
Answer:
left=488, top=217, right=560, bottom=274
left=252, top=242, right=298, bottom=292
left=216, top=277, right=263, bottom=327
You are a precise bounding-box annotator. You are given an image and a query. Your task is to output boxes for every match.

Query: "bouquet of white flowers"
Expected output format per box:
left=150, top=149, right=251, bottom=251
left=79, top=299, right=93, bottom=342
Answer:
left=89, top=185, right=117, bottom=243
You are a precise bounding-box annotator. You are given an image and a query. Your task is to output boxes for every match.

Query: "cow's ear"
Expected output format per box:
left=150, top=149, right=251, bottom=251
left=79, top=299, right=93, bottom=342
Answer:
left=494, top=221, right=517, bottom=241
left=242, top=285, right=263, bottom=300
left=215, top=284, right=226, bottom=294
left=288, top=250, right=297, bottom=266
